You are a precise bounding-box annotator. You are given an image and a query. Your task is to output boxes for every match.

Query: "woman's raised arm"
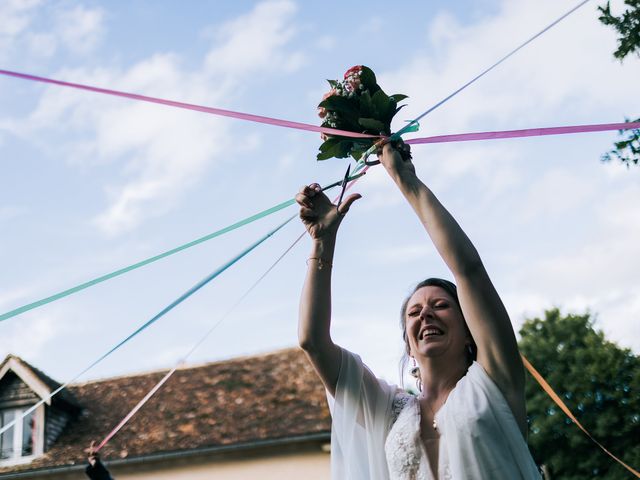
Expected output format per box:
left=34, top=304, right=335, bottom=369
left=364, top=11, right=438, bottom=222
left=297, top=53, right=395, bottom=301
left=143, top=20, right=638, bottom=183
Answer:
left=378, top=142, right=526, bottom=430
left=296, top=183, right=360, bottom=396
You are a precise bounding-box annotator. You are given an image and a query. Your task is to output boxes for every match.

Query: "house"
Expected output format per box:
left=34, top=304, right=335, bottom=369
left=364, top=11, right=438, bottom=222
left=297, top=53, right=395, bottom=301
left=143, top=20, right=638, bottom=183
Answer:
left=0, top=348, right=331, bottom=479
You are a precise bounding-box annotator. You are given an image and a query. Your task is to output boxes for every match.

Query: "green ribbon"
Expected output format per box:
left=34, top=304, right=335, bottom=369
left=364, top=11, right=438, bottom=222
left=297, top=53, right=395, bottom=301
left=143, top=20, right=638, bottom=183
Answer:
left=392, top=120, right=421, bottom=139
left=355, top=121, right=421, bottom=169
left=0, top=172, right=365, bottom=323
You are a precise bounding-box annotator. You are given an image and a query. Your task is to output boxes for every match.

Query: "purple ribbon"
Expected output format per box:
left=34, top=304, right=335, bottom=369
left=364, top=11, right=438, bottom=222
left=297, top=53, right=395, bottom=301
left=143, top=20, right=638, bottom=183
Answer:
left=405, top=122, right=640, bottom=145
left=0, top=68, right=375, bottom=139
left=2, top=69, right=638, bottom=146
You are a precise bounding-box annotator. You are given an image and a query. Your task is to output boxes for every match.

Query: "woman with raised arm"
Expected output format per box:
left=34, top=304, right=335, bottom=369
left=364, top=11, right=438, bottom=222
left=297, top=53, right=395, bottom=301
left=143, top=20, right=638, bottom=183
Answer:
left=296, top=141, right=541, bottom=479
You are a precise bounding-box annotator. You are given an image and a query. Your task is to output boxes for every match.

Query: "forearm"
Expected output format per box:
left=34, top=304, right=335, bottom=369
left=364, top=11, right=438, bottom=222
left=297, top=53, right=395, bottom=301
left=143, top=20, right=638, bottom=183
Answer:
left=391, top=170, right=482, bottom=277
left=298, top=238, right=336, bottom=351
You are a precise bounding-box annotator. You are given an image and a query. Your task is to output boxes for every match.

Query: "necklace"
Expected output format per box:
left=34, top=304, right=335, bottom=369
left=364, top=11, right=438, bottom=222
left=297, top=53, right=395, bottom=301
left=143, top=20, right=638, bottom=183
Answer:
left=429, top=403, right=438, bottom=431
left=420, top=396, right=440, bottom=432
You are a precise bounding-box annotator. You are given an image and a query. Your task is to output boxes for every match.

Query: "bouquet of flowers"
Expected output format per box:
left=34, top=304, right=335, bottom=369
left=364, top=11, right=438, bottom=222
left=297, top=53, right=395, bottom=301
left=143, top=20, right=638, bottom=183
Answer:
left=317, top=65, right=408, bottom=161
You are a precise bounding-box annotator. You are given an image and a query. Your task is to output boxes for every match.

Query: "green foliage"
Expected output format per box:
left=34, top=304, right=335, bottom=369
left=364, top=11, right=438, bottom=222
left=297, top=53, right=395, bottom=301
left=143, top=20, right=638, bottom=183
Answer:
left=598, top=0, right=640, bottom=60
left=519, top=309, right=640, bottom=479
left=601, top=118, right=640, bottom=167
left=599, top=1, right=640, bottom=167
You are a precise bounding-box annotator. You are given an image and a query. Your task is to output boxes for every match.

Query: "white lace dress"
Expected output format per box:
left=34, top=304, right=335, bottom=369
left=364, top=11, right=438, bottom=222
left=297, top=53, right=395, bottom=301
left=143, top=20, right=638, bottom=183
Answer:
left=327, top=347, right=542, bottom=479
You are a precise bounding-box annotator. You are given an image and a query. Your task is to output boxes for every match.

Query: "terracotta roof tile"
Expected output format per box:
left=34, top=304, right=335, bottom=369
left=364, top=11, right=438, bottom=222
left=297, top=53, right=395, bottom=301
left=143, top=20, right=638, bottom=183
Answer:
left=0, top=348, right=330, bottom=474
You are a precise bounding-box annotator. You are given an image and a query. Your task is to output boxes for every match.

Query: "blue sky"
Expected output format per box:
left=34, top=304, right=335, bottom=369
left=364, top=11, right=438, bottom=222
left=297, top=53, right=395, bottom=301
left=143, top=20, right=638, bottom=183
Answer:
left=1, top=0, right=638, bottom=386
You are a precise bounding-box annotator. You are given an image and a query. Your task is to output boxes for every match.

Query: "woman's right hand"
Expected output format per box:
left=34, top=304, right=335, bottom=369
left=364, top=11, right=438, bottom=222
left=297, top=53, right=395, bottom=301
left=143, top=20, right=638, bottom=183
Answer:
left=377, top=138, right=416, bottom=181
left=295, top=183, right=361, bottom=241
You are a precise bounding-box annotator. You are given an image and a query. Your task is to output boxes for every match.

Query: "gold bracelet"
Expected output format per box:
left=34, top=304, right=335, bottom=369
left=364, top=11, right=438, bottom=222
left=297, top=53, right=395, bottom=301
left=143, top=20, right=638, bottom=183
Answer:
left=306, top=257, right=333, bottom=270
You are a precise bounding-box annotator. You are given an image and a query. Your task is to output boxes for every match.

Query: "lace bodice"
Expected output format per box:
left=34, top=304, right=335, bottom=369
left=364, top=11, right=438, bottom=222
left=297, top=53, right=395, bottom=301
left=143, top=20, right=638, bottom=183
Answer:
left=385, top=392, right=439, bottom=479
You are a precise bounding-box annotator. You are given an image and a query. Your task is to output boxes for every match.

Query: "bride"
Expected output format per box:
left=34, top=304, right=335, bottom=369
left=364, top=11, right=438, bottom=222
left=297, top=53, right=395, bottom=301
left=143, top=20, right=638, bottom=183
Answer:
left=296, top=140, right=541, bottom=479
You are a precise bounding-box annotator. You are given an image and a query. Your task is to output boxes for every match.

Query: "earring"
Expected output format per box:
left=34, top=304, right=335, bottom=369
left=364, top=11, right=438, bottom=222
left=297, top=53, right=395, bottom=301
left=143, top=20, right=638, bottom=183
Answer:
left=409, top=357, right=420, bottom=378
left=466, top=344, right=474, bottom=359
left=409, top=357, right=422, bottom=392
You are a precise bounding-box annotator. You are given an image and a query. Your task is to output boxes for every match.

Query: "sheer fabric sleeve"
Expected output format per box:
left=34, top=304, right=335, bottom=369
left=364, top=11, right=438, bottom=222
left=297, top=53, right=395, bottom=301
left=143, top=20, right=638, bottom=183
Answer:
left=326, top=347, right=397, bottom=480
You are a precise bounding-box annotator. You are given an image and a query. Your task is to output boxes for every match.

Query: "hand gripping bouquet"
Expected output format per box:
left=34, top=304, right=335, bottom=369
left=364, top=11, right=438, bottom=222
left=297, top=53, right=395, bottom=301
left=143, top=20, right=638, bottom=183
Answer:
left=317, top=65, right=410, bottom=161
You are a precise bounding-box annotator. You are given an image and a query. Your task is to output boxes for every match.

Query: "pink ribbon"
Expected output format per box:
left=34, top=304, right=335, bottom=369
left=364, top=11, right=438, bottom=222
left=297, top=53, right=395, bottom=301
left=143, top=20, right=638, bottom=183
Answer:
left=405, top=122, right=640, bottom=145
left=2, top=69, right=638, bottom=148
left=0, top=69, right=375, bottom=139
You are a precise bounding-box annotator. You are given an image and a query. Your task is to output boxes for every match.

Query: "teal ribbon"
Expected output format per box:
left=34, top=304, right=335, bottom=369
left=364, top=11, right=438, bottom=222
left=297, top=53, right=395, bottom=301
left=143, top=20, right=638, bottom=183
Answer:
left=0, top=172, right=365, bottom=323
left=0, top=213, right=296, bottom=437
left=355, top=121, right=421, bottom=169
left=392, top=120, right=421, bottom=139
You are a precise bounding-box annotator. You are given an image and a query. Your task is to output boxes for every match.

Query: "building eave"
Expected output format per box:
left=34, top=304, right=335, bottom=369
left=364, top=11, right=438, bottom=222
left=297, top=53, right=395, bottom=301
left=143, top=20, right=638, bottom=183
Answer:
left=0, top=431, right=331, bottom=478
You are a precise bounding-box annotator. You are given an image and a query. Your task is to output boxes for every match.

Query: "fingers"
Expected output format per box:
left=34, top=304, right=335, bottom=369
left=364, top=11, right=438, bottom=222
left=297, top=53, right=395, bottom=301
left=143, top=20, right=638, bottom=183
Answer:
left=298, top=206, right=318, bottom=222
left=376, top=138, right=413, bottom=165
left=296, top=183, right=324, bottom=207
left=337, top=193, right=362, bottom=216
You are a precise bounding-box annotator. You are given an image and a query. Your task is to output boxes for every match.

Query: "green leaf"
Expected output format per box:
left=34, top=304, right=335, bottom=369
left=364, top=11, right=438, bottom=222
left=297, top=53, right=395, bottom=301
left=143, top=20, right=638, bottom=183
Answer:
left=371, top=89, right=390, bottom=117
left=318, top=137, right=340, bottom=152
left=358, top=117, right=385, bottom=133
left=350, top=148, right=365, bottom=161
left=394, top=105, right=407, bottom=116
left=317, top=139, right=353, bottom=161
left=390, top=94, right=409, bottom=102
left=359, top=90, right=374, bottom=117
left=327, top=79, right=339, bottom=88
left=359, top=66, right=377, bottom=90
left=318, top=95, right=359, bottom=116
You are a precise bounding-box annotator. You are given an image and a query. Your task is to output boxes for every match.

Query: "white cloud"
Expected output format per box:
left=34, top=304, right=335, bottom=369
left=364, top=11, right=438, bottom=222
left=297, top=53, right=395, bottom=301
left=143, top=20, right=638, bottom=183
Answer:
left=314, top=35, right=336, bottom=51
left=380, top=0, right=640, bottom=139
left=0, top=2, right=104, bottom=61
left=25, top=31, right=57, bottom=57
left=55, top=5, right=105, bottom=54
left=0, top=313, right=58, bottom=361
left=366, top=243, right=437, bottom=265
left=204, top=0, right=305, bottom=80
left=332, top=309, right=406, bottom=383
left=0, top=0, right=41, bottom=61
left=0, top=0, right=41, bottom=37
left=0, top=287, right=34, bottom=311
left=502, top=180, right=640, bottom=351
left=520, top=167, right=594, bottom=220
left=8, top=56, right=231, bottom=235
left=7, top=0, right=308, bottom=236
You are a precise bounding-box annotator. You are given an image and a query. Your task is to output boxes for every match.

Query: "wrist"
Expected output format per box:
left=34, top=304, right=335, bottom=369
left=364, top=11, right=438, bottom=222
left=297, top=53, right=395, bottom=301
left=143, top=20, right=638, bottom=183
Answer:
left=310, top=237, right=336, bottom=260
left=392, top=168, right=421, bottom=192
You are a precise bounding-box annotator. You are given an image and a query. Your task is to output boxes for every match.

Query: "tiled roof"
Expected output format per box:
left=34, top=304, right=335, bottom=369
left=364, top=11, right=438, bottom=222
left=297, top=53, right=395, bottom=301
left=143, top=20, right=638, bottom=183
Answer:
left=0, top=348, right=331, bottom=474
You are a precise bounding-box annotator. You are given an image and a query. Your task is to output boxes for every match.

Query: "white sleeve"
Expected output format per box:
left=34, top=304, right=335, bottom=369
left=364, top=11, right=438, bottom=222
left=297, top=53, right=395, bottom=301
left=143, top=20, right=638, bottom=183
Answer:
left=327, top=347, right=396, bottom=480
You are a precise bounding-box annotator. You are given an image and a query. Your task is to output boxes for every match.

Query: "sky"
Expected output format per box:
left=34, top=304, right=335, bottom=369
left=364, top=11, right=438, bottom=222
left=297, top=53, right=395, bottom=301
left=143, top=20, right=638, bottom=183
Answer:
left=0, top=0, right=638, bottom=388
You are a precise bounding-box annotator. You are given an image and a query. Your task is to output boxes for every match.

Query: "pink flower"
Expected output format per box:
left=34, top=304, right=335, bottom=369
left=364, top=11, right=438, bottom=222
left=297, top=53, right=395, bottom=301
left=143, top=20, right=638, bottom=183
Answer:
left=343, top=65, right=362, bottom=79
left=322, top=88, right=337, bottom=100
left=345, top=76, right=361, bottom=92
left=343, top=65, right=363, bottom=92
left=318, top=88, right=337, bottom=118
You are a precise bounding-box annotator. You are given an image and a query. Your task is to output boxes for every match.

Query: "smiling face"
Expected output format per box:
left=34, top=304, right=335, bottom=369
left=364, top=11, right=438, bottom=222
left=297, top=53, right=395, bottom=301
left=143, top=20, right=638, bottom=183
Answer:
left=404, top=285, right=470, bottom=361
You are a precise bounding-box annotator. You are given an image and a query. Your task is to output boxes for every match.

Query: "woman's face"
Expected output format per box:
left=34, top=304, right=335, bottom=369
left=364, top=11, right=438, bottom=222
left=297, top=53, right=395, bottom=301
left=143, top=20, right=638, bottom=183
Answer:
left=405, top=286, right=469, bottom=360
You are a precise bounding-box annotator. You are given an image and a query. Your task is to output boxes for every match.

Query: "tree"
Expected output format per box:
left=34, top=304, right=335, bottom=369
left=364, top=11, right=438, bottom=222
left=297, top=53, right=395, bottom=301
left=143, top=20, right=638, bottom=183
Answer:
left=598, top=1, right=640, bottom=167
left=518, top=309, right=640, bottom=479
left=599, top=0, right=640, bottom=60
